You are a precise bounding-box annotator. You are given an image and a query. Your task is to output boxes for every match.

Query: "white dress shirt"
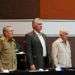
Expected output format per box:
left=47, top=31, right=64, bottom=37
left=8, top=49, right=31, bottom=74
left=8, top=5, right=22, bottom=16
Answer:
left=52, top=38, right=72, bottom=67
left=34, top=30, right=47, bottom=57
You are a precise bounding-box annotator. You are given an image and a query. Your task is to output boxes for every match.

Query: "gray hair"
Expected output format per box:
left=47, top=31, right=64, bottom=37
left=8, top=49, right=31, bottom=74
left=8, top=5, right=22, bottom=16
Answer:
left=3, top=25, right=13, bottom=33
left=32, top=18, right=42, bottom=24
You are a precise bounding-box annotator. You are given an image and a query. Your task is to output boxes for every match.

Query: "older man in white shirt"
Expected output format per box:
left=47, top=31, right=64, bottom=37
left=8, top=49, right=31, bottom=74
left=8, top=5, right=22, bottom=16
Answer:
left=52, top=28, right=72, bottom=68
left=25, top=18, right=52, bottom=71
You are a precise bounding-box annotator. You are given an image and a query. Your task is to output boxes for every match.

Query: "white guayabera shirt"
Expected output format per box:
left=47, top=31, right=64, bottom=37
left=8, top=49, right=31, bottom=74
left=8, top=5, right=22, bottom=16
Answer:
left=52, top=38, right=72, bottom=68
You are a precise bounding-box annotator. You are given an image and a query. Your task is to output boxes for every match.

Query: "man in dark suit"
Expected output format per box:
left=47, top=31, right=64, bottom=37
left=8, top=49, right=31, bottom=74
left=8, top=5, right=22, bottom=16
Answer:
left=25, top=18, right=52, bottom=70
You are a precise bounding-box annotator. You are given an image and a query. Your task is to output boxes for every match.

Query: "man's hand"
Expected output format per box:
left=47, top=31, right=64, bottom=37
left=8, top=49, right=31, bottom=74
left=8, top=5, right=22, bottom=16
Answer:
left=30, top=64, right=36, bottom=70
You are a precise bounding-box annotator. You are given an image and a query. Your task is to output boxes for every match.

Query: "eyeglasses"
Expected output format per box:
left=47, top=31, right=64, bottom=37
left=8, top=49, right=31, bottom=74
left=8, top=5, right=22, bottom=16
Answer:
left=5, top=30, right=14, bottom=32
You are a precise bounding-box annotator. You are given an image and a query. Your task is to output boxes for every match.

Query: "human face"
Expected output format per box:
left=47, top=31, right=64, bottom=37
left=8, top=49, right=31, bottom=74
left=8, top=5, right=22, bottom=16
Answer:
left=4, top=27, right=14, bottom=39
left=33, top=22, right=42, bottom=33
left=60, top=32, right=69, bottom=41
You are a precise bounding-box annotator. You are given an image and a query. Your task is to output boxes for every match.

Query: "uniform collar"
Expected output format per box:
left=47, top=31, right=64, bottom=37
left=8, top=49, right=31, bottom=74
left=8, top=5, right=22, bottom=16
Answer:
left=1, top=36, right=15, bottom=42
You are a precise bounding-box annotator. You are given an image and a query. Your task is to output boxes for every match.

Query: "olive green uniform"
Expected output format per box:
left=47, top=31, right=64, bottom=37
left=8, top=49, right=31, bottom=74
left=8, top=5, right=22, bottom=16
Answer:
left=0, top=36, right=17, bottom=71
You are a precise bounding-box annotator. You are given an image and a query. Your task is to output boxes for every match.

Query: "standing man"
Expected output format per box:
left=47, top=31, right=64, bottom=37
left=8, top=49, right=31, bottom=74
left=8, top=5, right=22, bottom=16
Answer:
left=52, top=28, right=72, bottom=68
left=0, top=25, right=17, bottom=71
left=25, top=18, right=52, bottom=70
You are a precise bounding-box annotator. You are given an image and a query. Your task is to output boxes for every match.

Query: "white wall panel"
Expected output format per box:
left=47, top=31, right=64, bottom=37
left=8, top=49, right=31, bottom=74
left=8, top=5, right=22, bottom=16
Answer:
left=0, top=19, right=75, bottom=36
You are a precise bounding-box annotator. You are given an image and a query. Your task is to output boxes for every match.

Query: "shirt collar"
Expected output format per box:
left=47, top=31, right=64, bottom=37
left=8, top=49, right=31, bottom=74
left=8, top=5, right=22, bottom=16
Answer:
left=34, top=30, right=41, bottom=36
left=57, top=38, right=67, bottom=43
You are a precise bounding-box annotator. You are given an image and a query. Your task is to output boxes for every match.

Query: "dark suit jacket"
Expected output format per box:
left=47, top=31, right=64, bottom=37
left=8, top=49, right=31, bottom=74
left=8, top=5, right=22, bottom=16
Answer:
left=25, top=31, right=52, bottom=69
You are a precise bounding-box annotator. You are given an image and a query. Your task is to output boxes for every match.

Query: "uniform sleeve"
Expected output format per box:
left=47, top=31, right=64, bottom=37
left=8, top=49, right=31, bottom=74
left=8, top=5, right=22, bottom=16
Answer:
left=52, top=42, right=59, bottom=67
left=0, top=39, right=3, bottom=69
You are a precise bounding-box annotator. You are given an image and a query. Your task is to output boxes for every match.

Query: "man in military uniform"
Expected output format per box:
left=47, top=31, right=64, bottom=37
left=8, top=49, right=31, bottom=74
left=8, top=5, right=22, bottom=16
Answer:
left=0, top=25, right=17, bottom=72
